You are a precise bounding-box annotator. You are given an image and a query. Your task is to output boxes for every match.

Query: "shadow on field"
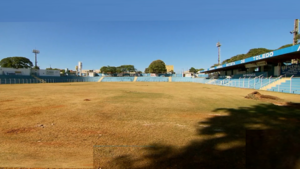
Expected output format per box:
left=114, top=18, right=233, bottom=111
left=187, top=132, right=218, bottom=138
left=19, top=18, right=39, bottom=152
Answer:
left=106, top=103, right=300, bottom=169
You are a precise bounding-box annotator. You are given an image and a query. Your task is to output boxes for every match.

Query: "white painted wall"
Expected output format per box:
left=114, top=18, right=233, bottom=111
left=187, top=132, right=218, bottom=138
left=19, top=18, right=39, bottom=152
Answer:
left=1, top=68, right=31, bottom=76
left=39, top=69, right=60, bottom=76
left=89, top=72, right=95, bottom=77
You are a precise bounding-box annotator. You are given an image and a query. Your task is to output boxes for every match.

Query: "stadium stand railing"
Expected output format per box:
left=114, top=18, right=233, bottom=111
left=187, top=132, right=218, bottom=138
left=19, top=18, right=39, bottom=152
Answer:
left=0, top=75, right=40, bottom=84
left=136, top=77, right=169, bottom=82
left=267, top=76, right=300, bottom=94
left=101, top=77, right=135, bottom=82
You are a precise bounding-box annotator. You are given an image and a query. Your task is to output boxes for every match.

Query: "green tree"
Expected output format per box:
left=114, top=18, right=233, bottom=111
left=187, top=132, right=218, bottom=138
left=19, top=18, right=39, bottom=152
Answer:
left=148, top=60, right=167, bottom=74
left=100, top=66, right=117, bottom=74
left=0, top=57, right=33, bottom=68
left=100, top=66, right=108, bottom=73
left=32, top=66, right=40, bottom=69
left=119, top=65, right=135, bottom=72
left=144, top=68, right=149, bottom=73
left=60, top=69, right=65, bottom=75
left=210, top=63, right=221, bottom=68
left=278, top=44, right=293, bottom=49
left=189, top=67, right=197, bottom=73
left=46, top=68, right=60, bottom=70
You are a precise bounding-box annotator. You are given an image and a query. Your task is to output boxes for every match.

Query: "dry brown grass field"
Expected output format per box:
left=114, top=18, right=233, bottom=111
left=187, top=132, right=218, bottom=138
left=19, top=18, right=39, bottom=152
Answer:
left=1, top=82, right=300, bottom=168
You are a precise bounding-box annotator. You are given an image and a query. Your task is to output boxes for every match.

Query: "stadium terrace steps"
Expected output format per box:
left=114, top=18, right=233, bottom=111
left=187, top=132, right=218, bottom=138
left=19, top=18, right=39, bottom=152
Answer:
left=134, top=76, right=137, bottom=82
left=260, top=78, right=289, bottom=90
left=98, top=76, right=104, bottom=82
left=136, top=77, right=169, bottom=82
left=267, top=78, right=300, bottom=94
left=101, top=77, right=135, bottom=82
left=206, top=79, right=216, bottom=84
left=31, top=74, right=46, bottom=83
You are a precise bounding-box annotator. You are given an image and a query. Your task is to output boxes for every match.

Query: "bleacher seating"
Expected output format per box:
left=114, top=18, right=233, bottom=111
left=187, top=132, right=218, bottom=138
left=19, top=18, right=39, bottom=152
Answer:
left=267, top=78, right=300, bottom=94
left=0, top=75, right=39, bottom=84
left=1, top=73, right=299, bottom=95
left=37, top=76, right=101, bottom=83
left=172, top=77, right=194, bottom=82
left=136, top=77, right=169, bottom=82
left=101, top=77, right=134, bottom=82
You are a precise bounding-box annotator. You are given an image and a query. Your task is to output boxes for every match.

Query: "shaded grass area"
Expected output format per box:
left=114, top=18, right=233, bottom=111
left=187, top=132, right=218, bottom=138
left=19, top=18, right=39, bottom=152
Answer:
left=106, top=104, right=300, bottom=169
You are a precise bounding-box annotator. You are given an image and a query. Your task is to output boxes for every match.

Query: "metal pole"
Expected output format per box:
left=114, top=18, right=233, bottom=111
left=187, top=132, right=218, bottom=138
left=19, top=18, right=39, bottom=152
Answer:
left=293, top=19, right=299, bottom=45
left=254, top=77, right=256, bottom=89
left=243, top=77, right=245, bottom=88
left=290, top=75, right=294, bottom=93
left=248, top=77, right=250, bottom=88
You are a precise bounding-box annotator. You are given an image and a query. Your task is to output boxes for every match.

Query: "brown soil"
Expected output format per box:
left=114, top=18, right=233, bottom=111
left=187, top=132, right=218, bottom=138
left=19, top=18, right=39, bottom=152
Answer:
left=5, top=127, right=37, bottom=134
left=245, top=91, right=300, bottom=108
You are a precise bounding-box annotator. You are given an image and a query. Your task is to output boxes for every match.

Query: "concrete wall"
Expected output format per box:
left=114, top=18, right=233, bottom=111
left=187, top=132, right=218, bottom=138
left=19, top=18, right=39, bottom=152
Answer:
left=1, top=68, right=31, bottom=76
left=39, top=69, right=60, bottom=76
left=89, top=72, right=95, bottom=77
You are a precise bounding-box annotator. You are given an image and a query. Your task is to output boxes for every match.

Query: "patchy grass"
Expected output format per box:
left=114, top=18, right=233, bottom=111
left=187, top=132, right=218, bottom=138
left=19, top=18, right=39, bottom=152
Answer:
left=0, top=82, right=300, bottom=168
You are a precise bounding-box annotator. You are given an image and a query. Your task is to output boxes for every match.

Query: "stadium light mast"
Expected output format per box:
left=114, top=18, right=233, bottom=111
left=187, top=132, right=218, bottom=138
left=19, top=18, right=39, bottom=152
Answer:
left=32, top=49, right=40, bottom=67
left=290, top=19, right=299, bottom=64
left=216, top=42, right=221, bottom=65
left=290, top=19, right=299, bottom=45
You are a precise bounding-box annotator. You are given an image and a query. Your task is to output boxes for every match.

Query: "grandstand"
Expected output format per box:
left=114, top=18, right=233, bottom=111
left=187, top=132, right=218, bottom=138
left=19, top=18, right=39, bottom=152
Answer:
left=200, top=44, right=300, bottom=94
left=0, top=44, right=299, bottom=95
left=267, top=77, right=300, bottom=94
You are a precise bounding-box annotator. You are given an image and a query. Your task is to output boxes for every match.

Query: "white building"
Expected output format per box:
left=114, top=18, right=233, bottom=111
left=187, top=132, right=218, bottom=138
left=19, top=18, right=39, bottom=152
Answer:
left=0, top=68, right=60, bottom=77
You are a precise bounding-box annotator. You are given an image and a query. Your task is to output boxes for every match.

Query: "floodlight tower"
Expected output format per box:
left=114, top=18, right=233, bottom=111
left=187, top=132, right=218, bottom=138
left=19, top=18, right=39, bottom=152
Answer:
left=216, top=42, right=221, bottom=65
left=32, top=49, right=40, bottom=67
left=290, top=19, right=299, bottom=45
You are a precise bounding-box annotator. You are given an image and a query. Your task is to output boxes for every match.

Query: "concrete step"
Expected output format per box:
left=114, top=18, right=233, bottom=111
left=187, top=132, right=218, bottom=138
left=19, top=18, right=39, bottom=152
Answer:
left=260, top=78, right=290, bottom=90
left=98, top=77, right=104, bottom=82
left=31, top=75, right=46, bottom=83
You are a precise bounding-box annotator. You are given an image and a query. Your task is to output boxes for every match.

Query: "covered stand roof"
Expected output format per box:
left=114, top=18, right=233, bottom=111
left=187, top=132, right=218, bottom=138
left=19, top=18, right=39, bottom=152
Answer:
left=202, top=44, right=300, bottom=73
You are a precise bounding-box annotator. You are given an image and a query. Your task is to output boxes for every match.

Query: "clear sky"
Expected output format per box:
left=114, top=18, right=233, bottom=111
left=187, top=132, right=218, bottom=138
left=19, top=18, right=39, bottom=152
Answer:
left=0, top=0, right=298, bottom=73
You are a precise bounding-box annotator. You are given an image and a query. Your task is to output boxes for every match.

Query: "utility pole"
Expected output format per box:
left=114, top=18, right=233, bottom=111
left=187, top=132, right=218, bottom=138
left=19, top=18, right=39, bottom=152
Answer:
left=291, top=19, right=299, bottom=45
left=216, top=42, right=221, bottom=65
left=32, top=49, right=40, bottom=68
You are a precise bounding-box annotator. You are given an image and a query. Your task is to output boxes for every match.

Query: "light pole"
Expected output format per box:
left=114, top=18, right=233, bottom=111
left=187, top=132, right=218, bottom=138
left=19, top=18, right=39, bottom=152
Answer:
left=290, top=19, right=299, bottom=45
left=32, top=49, right=40, bottom=68
left=216, top=42, right=221, bottom=65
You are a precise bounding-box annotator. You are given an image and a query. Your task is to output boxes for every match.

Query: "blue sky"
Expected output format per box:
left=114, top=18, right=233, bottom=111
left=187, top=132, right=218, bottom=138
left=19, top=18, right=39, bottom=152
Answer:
left=0, top=0, right=298, bottom=73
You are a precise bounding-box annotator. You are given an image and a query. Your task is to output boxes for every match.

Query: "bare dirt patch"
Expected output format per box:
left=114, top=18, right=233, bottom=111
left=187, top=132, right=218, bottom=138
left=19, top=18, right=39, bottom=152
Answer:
left=245, top=91, right=300, bottom=108
left=0, top=99, right=14, bottom=103
left=5, top=127, right=37, bottom=134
